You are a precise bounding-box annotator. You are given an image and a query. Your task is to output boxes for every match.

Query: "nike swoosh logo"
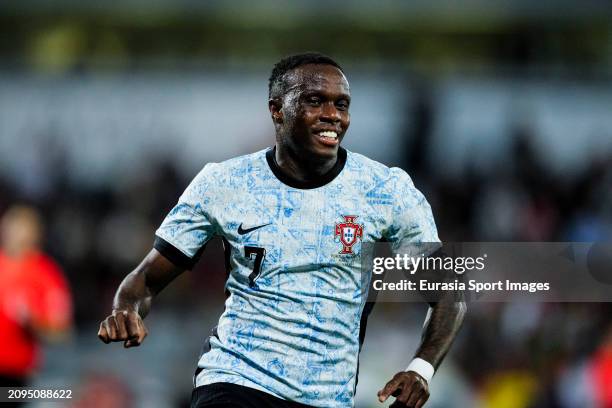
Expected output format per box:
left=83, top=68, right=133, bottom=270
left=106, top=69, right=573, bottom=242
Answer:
left=237, top=223, right=271, bottom=235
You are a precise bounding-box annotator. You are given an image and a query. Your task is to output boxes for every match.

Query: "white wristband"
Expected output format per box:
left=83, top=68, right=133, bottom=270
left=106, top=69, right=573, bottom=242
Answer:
left=405, top=358, right=435, bottom=384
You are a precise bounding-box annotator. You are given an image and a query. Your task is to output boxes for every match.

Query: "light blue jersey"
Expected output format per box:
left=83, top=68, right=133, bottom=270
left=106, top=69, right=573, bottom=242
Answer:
left=154, top=147, right=439, bottom=408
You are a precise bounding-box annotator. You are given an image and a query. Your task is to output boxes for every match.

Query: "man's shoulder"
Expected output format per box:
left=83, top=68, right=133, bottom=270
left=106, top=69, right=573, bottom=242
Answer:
left=195, top=148, right=268, bottom=178
left=345, top=150, right=411, bottom=185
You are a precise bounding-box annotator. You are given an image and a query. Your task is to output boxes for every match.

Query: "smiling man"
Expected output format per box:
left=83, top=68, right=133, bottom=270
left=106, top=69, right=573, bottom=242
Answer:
left=98, top=53, right=466, bottom=408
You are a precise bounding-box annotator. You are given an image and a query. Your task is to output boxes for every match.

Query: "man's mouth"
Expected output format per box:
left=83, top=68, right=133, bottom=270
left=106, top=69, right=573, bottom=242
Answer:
left=315, top=130, right=339, bottom=146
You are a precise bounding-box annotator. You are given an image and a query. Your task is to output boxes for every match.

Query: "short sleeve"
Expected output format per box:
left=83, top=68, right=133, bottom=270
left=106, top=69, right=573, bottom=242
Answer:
left=154, top=163, right=218, bottom=269
left=385, top=168, right=440, bottom=250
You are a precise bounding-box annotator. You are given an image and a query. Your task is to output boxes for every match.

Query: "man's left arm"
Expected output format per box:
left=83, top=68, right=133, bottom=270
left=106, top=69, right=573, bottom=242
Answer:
left=377, top=297, right=466, bottom=407
left=380, top=168, right=466, bottom=407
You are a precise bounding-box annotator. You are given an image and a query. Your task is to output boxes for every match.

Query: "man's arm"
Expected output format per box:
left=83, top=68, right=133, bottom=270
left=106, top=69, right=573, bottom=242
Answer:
left=97, top=248, right=185, bottom=348
left=377, top=298, right=467, bottom=407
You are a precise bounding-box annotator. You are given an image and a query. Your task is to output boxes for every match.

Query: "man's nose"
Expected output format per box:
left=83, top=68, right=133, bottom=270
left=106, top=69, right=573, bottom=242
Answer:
left=320, top=102, right=341, bottom=122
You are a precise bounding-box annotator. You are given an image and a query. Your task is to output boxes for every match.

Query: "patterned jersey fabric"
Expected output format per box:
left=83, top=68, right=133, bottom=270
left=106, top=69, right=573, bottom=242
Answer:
left=155, top=147, right=439, bottom=408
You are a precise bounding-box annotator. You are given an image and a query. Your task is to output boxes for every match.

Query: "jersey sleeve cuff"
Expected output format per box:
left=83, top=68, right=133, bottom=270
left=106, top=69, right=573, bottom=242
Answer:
left=154, top=236, right=196, bottom=270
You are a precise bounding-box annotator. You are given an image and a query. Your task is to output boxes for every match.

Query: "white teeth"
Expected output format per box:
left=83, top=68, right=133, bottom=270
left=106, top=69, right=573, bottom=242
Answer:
left=319, top=131, right=338, bottom=139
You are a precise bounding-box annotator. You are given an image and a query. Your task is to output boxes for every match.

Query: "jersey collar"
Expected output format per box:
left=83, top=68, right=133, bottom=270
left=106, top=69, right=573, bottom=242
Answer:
left=266, top=146, right=347, bottom=189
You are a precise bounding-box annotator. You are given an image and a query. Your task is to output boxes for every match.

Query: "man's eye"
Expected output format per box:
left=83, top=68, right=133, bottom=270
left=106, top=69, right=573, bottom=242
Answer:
left=307, top=97, right=321, bottom=105
left=336, top=101, right=349, bottom=110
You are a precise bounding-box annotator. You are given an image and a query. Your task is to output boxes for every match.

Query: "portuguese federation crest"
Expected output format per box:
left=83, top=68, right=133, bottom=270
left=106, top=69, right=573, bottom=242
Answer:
left=334, top=215, right=364, bottom=254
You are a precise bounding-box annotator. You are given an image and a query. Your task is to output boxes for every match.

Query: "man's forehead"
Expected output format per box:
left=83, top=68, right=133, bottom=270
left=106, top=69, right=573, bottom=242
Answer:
left=284, top=64, right=350, bottom=94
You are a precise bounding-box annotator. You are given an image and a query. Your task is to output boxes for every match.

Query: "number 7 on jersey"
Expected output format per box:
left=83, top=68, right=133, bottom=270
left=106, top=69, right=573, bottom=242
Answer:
left=244, top=246, right=266, bottom=287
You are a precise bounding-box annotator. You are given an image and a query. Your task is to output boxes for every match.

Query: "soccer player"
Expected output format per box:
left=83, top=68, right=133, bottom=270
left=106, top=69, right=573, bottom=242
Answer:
left=98, top=53, right=466, bottom=408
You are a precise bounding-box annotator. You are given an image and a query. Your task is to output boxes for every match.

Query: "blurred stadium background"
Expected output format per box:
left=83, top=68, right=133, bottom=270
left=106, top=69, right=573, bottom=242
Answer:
left=1, top=1, right=612, bottom=407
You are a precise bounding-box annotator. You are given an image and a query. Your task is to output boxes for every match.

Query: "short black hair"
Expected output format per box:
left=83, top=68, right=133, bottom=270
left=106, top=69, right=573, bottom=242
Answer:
left=268, top=52, right=343, bottom=99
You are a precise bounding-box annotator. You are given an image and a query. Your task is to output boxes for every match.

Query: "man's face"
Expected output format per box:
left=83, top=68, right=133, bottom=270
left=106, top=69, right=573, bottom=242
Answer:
left=0, top=206, right=42, bottom=256
left=272, top=64, right=351, bottom=160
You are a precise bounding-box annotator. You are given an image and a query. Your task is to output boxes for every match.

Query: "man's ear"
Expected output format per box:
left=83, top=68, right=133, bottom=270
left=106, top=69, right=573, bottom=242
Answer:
left=269, top=99, right=283, bottom=123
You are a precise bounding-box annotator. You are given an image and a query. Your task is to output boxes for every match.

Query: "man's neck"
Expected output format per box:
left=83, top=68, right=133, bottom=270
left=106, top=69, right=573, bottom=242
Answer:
left=274, top=144, right=338, bottom=183
left=1, top=245, right=35, bottom=260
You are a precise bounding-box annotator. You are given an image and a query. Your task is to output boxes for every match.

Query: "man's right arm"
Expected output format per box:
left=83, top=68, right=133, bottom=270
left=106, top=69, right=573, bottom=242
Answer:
left=97, top=248, right=185, bottom=348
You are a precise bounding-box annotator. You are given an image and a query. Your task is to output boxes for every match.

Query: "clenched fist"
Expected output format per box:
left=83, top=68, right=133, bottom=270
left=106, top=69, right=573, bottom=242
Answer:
left=98, top=309, right=148, bottom=348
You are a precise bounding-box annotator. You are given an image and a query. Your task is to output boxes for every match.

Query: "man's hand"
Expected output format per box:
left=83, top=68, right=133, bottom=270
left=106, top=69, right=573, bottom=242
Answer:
left=377, top=371, right=429, bottom=408
left=96, top=249, right=185, bottom=348
left=98, top=309, right=148, bottom=348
